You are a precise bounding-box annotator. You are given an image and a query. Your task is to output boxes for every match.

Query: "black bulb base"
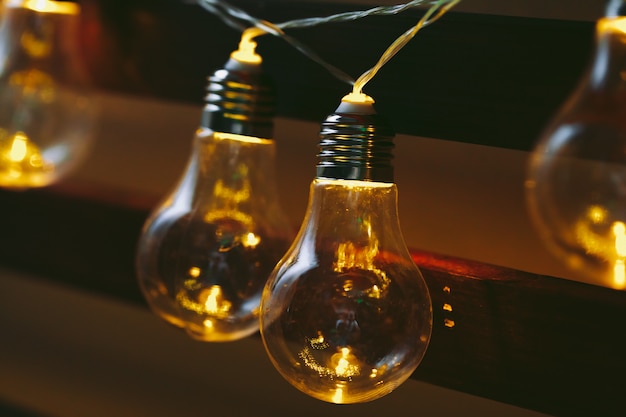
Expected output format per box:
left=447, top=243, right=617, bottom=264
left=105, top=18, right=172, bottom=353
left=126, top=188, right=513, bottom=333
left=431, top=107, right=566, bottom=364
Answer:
left=201, top=60, right=275, bottom=139
left=316, top=111, right=395, bottom=183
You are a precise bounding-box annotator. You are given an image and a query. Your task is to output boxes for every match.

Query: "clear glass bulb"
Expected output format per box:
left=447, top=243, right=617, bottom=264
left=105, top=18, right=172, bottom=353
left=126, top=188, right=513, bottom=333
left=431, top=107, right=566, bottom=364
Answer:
left=136, top=57, right=293, bottom=341
left=526, top=2, right=626, bottom=289
left=0, top=0, right=97, bottom=189
left=260, top=97, right=432, bottom=404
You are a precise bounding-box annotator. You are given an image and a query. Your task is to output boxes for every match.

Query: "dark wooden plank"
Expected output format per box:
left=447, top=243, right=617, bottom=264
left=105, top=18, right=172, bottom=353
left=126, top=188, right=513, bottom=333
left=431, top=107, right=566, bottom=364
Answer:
left=78, top=0, right=595, bottom=151
left=0, top=185, right=624, bottom=416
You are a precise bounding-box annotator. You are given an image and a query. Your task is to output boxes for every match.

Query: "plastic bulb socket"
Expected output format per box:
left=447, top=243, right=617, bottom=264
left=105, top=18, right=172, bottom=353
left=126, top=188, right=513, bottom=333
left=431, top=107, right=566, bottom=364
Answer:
left=526, top=13, right=626, bottom=289
left=260, top=100, right=432, bottom=403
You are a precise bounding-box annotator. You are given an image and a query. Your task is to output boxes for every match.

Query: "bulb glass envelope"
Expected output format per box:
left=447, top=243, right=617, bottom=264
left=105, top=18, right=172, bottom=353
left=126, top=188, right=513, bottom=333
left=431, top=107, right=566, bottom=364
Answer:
left=0, top=0, right=96, bottom=189
left=526, top=16, right=626, bottom=289
left=261, top=178, right=432, bottom=403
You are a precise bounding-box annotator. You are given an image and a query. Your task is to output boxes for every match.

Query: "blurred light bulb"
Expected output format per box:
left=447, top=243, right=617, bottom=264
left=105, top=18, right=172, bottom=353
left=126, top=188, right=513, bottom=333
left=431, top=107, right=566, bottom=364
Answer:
left=0, top=0, right=97, bottom=189
left=260, top=94, right=432, bottom=403
left=136, top=43, right=293, bottom=341
left=526, top=1, right=626, bottom=289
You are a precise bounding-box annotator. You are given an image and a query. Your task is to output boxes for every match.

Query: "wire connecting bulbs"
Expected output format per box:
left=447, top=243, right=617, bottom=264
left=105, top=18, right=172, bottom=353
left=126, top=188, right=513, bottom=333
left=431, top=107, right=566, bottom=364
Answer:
left=260, top=93, right=433, bottom=403
left=0, top=0, right=97, bottom=189
left=526, top=0, right=626, bottom=289
left=136, top=37, right=293, bottom=341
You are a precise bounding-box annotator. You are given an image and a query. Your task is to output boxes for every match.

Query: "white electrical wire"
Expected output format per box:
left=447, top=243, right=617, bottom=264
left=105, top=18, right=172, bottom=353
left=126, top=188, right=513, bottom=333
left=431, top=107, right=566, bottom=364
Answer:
left=352, top=0, right=461, bottom=95
left=196, top=0, right=355, bottom=84
left=195, top=0, right=460, bottom=88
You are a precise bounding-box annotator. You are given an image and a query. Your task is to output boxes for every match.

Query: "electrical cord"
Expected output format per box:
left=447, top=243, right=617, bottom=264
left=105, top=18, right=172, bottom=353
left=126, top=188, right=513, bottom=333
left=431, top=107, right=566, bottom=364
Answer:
left=195, top=0, right=460, bottom=90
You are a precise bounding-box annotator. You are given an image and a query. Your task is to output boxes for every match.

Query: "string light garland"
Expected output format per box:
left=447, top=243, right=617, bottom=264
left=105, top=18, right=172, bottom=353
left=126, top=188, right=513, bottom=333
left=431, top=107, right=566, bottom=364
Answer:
left=186, top=0, right=462, bottom=404
left=137, top=0, right=461, bottom=402
left=196, top=0, right=460, bottom=86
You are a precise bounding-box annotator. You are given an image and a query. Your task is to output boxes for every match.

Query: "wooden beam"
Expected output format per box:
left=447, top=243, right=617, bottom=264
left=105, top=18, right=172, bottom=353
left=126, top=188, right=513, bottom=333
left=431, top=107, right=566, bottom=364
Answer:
left=0, top=184, right=623, bottom=417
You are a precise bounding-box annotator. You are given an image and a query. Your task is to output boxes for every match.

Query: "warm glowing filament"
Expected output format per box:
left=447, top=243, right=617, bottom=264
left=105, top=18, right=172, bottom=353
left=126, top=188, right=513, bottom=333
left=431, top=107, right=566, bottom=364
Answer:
left=587, top=205, right=608, bottom=224
left=213, top=131, right=273, bottom=145
left=333, top=216, right=390, bottom=297
left=213, top=178, right=251, bottom=203
left=242, top=232, right=261, bottom=248
left=613, top=222, right=626, bottom=257
left=8, top=133, right=28, bottom=162
left=335, top=348, right=351, bottom=376
left=0, top=132, right=53, bottom=187
left=204, top=285, right=229, bottom=315
left=178, top=285, right=233, bottom=318
left=612, top=222, right=626, bottom=289
left=444, top=318, right=456, bottom=328
left=309, top=334, right=328, bottom=349
left=331, top=347, right=360, bottom=378
left=332, top=387, right=344, bottom=404
left=203, top=210, right=253, bottom=229
left=613, top=260, right=626, bottom=288
left=21, top=0, right=79, bottom=14
left=335, top=358, right=351, bottom=376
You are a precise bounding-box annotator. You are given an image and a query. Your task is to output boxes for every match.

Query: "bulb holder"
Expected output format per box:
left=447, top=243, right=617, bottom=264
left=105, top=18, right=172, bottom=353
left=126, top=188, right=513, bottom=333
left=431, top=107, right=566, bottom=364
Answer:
left=202, top=60, right=275, bottom=139
left=316, top=111, right=395, bottom=183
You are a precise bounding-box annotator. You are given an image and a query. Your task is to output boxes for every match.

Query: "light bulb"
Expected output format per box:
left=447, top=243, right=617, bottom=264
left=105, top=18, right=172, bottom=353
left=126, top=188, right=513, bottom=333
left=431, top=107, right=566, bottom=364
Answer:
left=135, top=45, right=293, bottom=341
left=260, top=94, right=433, bottom=404
left=526, top=0, right=626, bottom=289
left=0, top=0, right=97, bottom=189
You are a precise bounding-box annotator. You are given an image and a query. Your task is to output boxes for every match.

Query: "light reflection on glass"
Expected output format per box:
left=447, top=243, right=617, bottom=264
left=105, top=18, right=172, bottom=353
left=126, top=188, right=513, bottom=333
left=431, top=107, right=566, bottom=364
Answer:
left=0, top=130, right=53, bottom=187
left=332, top=386, right=344, bottom=404
left=444, top=318, right=455, bottom=328
left=22, top=0, right=79, bottom=15
left=613, top=222, right=626, bottom=288
left=574, top=212, right=626, bottom=288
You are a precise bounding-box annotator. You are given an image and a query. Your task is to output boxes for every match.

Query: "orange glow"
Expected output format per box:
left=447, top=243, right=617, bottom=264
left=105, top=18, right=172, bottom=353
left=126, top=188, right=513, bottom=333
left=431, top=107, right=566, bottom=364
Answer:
left=444, top=318, right=455, bottom=328
left=231, top=28, right=263, bottom=65
left=341, top=92, right=375, bottom=104
left=19, top=0, right=80, bottom=14
left=613, top=260, right=626, bottom=289
left=213, top=131, right=273, bottom=145
left=0, top=131, right=54, bottom=188
left=598, top=17, right=626, bottom=35
left=242, top=232, right=261, bottom=248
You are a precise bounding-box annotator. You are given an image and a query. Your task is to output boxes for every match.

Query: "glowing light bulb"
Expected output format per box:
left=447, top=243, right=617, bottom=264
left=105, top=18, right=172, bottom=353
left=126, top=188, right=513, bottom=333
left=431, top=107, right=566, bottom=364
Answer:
left=135, top=46, right=293, bottom=341
left=526, top=1, right=626, bottom=289
left=0, top=0, right=97, bottom=189
left=260, top=95, right=433, bottom=403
